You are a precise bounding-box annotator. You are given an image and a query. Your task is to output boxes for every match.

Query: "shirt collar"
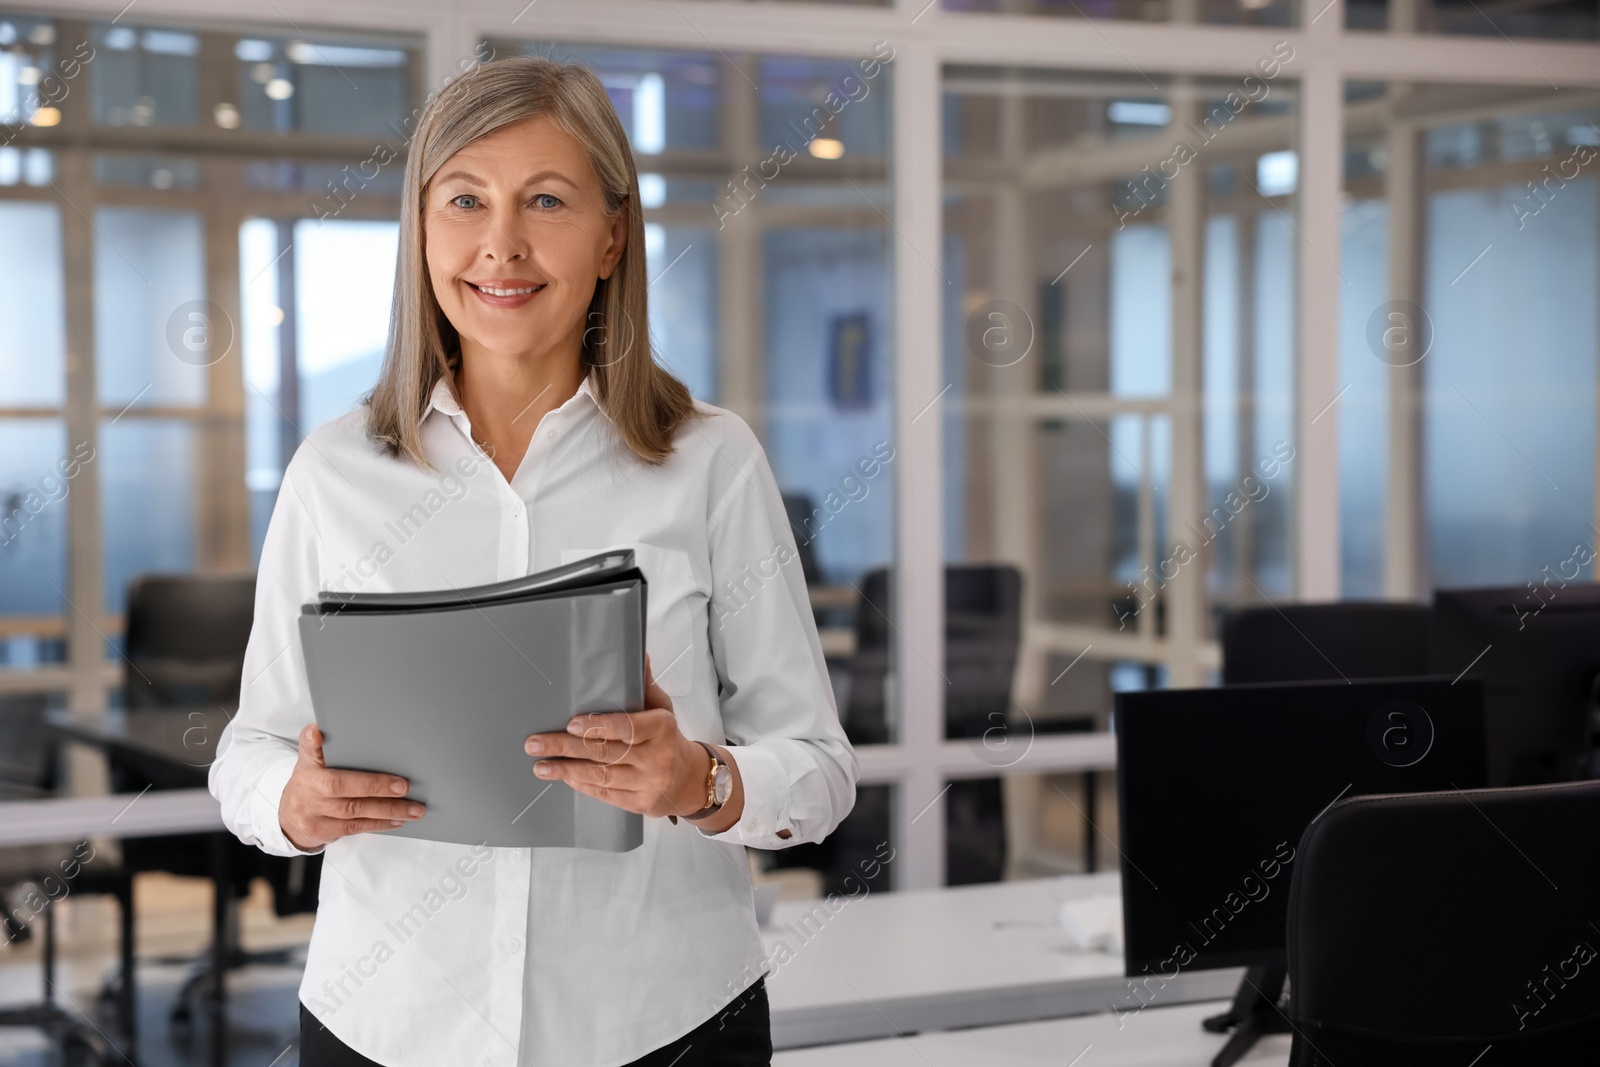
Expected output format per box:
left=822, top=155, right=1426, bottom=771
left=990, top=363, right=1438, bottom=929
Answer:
left=426, top=369, right=607, bottom=424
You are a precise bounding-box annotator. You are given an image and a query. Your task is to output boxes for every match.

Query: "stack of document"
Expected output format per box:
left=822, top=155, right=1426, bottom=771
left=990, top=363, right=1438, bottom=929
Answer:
left=298, top=549, right=647, bottom=851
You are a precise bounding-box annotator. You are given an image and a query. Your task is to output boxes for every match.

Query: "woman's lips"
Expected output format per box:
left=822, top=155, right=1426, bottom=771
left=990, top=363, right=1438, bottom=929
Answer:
left=467, top=280, right=545, bottom=309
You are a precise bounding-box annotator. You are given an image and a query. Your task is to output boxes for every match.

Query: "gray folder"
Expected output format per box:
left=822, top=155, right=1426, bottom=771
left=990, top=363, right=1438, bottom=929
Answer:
left=297, top=550, right=646, bottom=851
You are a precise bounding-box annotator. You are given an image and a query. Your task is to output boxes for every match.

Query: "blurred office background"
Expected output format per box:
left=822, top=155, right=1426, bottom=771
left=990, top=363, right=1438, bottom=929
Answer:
left=0, top=0, right=1595, bottom=1062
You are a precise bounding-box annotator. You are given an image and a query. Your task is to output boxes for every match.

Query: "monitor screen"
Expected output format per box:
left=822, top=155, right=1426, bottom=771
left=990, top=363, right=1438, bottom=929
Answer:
left=1429, top=584, right=1600, bottom=786
left=1116, top=677, right=1487, bottom=977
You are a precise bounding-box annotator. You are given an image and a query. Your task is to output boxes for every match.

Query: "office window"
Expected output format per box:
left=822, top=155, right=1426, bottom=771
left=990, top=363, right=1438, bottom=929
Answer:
left=1336, top=82, right=1599, bottom=594
left=1346, top=0, right=1597, bottom=38
left=939, top=62, right=1299, bottom=880
left=241, top=218, right=400, bottom=564
left=0, top=419, right=70, bottom=619
left=90, top=22, right=200, bottom=127
left=0, top=200, right=64, bottom=406
left=92, top=152, right=202, bottom=190
left=94, top=206, right=208, bottom=409
left=1337, top=192, right=1389, bottom=599
left=943, top=0, right=1296, bottom=26
left=510, top=42, right=721, bottom=153
left=1423, top=111, right=1597, bottom=585
left=233, top=34, right=411, bottom=137
left=646, top=221, right=719, bottom=403
left=0, top=13, right=60, bottom=126
left=100, top=419, right=196, bottom=616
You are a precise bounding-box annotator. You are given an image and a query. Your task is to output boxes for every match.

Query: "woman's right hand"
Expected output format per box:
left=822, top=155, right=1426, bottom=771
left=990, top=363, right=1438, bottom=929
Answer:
left=279, top=723, right=425, bottom=851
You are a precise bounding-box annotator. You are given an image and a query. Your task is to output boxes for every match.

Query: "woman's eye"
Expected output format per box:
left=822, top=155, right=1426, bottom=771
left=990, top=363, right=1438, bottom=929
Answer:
left=450, top=194, right=479, bottom=210
left=532, top=193, right=562, bottom=210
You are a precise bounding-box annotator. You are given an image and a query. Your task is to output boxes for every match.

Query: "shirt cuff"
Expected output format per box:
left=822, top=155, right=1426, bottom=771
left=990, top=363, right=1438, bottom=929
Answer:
left=250, top=751, right=326, bottom=857
left=693, top=744, right=793, bottom=848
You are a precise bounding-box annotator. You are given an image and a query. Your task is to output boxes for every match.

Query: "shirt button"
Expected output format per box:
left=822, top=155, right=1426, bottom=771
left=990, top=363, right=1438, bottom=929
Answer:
left=508, top=848, right=522, bottom=863
left=507, top=936, right=522, bottom=953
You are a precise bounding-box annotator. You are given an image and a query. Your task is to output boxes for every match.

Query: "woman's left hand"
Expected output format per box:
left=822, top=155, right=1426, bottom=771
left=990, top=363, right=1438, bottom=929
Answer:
left=524, top=655, right=724, bottom=822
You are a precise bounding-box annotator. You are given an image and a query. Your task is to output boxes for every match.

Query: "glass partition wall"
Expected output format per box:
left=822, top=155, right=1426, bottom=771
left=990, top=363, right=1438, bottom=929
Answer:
left=2, top=1, right=1596, bottom=890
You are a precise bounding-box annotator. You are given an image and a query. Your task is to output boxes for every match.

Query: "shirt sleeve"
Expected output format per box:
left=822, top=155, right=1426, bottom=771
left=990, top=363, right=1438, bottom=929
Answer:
left=694, top=419, right=859, bottom=850
left=207, top=468, right=327, bottom=858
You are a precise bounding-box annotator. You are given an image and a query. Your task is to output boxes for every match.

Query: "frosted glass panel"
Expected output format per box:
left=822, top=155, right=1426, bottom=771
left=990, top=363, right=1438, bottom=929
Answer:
left=0, top=201, right=65, bottom=406
left=0, top=419, right=70, bottom=618
left=763, top=227, right=893, bottom=587
left=94, top=206, right=208, bottom=408
left=1425, top=180, right=1597, bottom=586
left=101, top=419, right=194, bottom=615
left=1338, top=198, right=1389, bottom=599
left=645, top=223, right=717, bottom=403
left=295, top=218, right=397, bottom=431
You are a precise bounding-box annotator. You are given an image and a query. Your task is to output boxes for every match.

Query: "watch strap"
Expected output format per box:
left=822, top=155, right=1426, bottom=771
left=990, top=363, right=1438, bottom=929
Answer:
left=670, top=741, right=725, bottom=824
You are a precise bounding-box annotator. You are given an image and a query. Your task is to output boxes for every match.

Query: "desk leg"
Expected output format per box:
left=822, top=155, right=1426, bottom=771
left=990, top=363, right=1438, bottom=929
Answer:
left=42, top=894, right=56, bottom=1003
left=1082, top=771, right=1098, bottom=873
left=119, top=873, right=138, bottom=1062
left=209, top=834, right=229, bottom=1067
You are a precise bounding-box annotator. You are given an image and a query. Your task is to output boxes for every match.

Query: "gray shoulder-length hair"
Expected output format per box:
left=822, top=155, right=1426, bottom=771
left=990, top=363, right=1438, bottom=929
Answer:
left=364, top=55, right=703, bottom=471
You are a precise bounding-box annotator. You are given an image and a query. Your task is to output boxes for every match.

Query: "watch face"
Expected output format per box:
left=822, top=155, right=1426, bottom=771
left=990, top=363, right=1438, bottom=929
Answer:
left=713, top=765, right=732, bottom=805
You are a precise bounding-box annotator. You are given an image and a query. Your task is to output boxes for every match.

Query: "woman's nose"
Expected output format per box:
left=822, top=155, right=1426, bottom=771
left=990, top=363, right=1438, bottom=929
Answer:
left=481, top=210, right=529, bottom=261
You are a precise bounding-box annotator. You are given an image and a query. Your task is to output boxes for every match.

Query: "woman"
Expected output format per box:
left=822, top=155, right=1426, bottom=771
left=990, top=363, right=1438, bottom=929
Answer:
left=208, top=55, right=857, bottom=1067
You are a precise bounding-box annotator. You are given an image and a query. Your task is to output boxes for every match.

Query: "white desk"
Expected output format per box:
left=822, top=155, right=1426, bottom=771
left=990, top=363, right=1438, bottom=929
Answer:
left=763, top=874, right=1244, bottom=1049
left=773, top=1000, right=1293, bottom=1066
left=0, top=788, right=221, bottom=846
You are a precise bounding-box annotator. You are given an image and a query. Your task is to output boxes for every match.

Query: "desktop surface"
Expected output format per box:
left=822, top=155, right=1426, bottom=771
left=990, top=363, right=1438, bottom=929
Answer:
left=772, top=999, right=1292, bottom=1066
left=760, top=874, right=1240, bottom=1048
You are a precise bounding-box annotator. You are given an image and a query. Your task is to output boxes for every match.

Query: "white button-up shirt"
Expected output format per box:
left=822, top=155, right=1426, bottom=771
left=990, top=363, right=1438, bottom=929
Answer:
left=208, top=371, right=858, bottom=1067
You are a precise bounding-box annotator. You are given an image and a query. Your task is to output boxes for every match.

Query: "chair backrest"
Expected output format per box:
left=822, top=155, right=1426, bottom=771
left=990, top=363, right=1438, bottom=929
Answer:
left=1286, top=781, right=1600, bottom=1065
left=123, top=572, right=256, bottom=708
left=1221, top=601, right=1431, bottom=685
left=843, top=564, right=1023, bottom=742
left=0, top=694, right=58, bottom=796
left=779, top=493, right=824, bottom=588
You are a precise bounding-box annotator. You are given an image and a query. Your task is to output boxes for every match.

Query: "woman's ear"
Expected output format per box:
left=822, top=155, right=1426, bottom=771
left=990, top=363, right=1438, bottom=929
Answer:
left=598, top=198, right=629, bottom=281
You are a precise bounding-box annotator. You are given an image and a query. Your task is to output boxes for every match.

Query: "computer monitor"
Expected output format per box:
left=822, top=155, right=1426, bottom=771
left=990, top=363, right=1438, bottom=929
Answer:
left=1219, top=601, right=1432, bottom=685
left=1428, top=584, right=1600, bottom=787
left=1115, top=677, right=1487, bottom=978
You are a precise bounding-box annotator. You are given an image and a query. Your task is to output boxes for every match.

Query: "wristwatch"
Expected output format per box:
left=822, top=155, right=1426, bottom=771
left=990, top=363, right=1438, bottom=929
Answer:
left=671, top=741, right=732, bottom=824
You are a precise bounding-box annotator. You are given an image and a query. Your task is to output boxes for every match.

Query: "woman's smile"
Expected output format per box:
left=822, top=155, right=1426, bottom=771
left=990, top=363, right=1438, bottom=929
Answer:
left=465, top=277, right=547, bottom=309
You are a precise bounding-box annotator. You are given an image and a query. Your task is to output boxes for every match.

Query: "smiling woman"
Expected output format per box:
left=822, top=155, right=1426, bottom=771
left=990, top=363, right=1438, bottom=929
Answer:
left=366, top=56, right=702, bottom=479
left=208, top=54, right=856, bottom=1067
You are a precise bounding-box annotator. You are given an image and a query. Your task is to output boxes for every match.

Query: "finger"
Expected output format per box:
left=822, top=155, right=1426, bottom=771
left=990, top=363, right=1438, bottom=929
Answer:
left=565, top=708, right=671, bottom=744
left=322, top=763, right=411, bottom=799
left=297, top=724, right=326, bottom=769
left=303, top=726, right=409, bottom=798
left=320, top=795, right=426, bottom=823
left=643, top=655, right=673, bottom=713
left=527, top=732, right=635, bottom=765
left=537, top=756, right=646, bottom=794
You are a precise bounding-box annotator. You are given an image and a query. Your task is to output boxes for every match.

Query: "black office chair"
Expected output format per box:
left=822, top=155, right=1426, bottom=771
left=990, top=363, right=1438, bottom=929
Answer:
left=1220, top=601, right=1432, bottom=684
left=778, top=493, right=824, bottom=590
left=773, top=564, right=1023, bottom=889
left=1286, top=780, right=1600, bottom=1065
left=0, top=694, right=136, bottom=1065
left=118, top=572, right=322, bottom=1032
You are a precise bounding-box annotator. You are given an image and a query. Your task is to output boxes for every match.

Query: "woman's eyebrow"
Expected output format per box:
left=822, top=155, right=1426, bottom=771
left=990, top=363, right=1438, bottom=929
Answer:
left=436, top=169, right=579, bottom=189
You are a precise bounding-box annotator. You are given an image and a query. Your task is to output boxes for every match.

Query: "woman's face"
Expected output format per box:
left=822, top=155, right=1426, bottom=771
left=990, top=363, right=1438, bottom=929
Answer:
left=422, top=113, right=627, bottom=368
